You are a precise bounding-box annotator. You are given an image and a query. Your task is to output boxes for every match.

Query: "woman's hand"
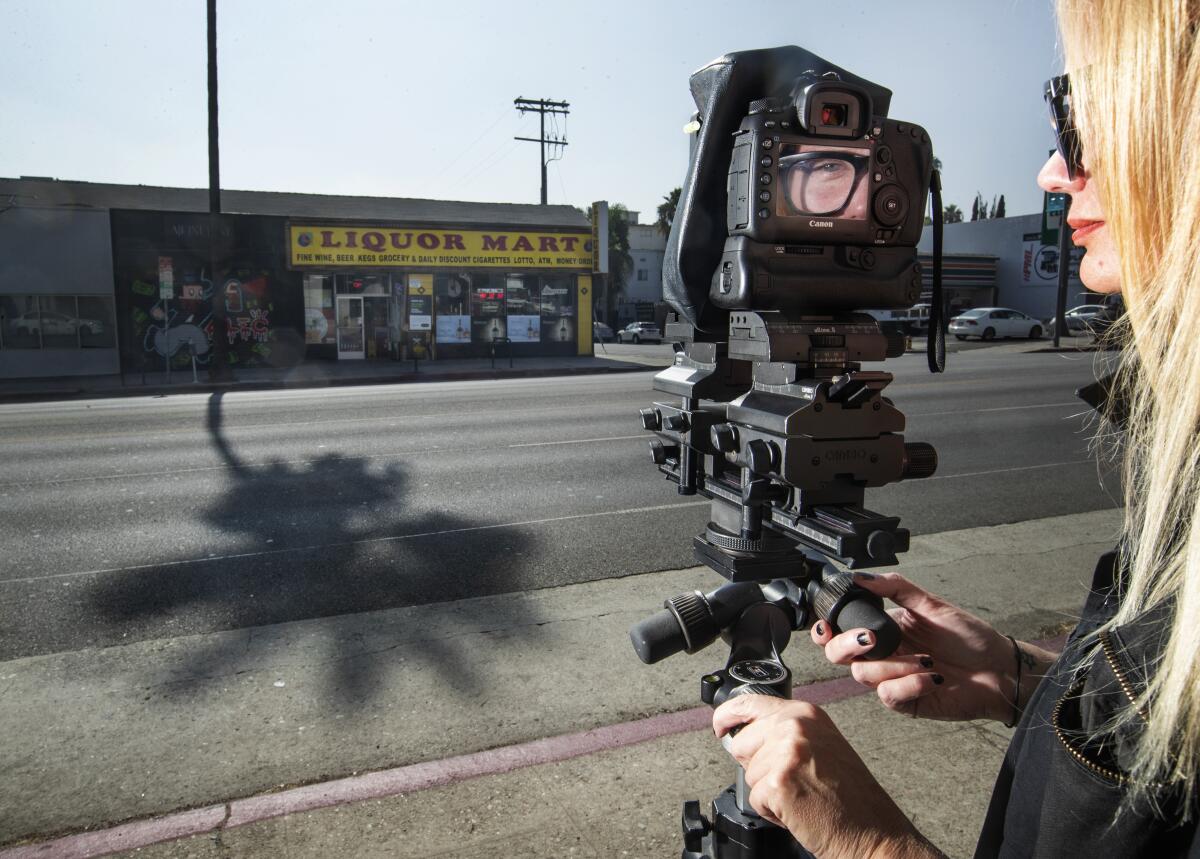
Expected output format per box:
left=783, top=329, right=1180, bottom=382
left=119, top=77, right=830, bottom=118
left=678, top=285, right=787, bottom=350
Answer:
left=712, top=694, right=944, bottom=859
left=812, top=572, right=1055, bottom=723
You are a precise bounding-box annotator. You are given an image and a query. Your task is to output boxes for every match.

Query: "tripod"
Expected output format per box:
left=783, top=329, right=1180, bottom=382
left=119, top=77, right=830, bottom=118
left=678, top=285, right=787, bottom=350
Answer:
left=631, top=555, right=894, bottom=858
left=630, top=315, right=935, bottom=857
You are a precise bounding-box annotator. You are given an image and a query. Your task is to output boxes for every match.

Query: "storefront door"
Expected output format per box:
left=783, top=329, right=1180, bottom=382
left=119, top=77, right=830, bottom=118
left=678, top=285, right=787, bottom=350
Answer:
left=336, top=295, right=364, bottom=359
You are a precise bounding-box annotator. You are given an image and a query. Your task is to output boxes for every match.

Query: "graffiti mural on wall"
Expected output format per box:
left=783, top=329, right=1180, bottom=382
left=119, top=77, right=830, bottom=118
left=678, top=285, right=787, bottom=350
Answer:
left=130, top=268, right=278, bottom=368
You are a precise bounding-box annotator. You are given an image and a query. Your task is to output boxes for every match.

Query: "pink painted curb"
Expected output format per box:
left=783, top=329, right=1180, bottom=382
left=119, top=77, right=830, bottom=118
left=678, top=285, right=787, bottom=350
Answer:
left=0, top=806, right=227, bottom=859
left=1, top=637, right=1067, bottom=859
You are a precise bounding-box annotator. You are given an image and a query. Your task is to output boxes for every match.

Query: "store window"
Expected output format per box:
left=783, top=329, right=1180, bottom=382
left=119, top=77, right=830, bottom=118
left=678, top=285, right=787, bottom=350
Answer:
left=76, top=297, right=117, bottom=348
left=504, top=274, right=540, bottom=343
left=539, top=274, right=575, bottom=343
left=303, top=275, right=336, bottom=346
left=434, top=273, right=471, bottom=345
left=335, top=274, right=388, bottom=295
left=471, top=273, right=506, bottom=343
left=0, top=295, right=117, bottom=350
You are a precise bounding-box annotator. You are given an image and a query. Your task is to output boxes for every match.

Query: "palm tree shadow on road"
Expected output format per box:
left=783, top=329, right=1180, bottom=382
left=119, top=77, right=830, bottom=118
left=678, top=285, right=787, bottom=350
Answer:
left=86, top=391, right=542, bottom=705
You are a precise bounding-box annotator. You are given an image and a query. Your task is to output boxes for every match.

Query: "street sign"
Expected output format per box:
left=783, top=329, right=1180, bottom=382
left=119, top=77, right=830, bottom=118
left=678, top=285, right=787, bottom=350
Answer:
left=1041, top=192, right=1067, bottom=246
left=158, top=256, right=174, bottom=300
left=591, top=201, right=609, bottom=274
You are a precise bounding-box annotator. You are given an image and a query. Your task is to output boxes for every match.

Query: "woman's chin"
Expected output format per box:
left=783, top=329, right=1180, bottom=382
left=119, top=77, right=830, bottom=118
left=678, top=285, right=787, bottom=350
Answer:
left=1078, top=258, right=1122, bottom=294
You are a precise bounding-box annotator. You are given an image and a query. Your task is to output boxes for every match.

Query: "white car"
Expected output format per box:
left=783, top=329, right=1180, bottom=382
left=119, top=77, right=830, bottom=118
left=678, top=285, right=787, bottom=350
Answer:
left=1048, top=304, right=1106, bottom=333
left=617, top=322, right=662, bottom=344
left=948, top=307, right=1044, bottom=341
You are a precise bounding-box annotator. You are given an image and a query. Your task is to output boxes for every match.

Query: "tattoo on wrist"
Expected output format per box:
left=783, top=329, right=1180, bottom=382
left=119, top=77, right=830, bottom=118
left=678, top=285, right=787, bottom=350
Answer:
left=1017, top=646, right=1038, bottom=672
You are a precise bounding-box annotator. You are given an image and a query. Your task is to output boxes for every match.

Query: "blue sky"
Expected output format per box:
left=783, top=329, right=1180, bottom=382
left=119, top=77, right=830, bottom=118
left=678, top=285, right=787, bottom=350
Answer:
left=1, top=0, right=1061, bottom=220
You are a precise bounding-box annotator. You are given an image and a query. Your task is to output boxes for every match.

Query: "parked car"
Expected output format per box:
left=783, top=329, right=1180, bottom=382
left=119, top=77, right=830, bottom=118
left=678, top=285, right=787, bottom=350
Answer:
left=863, top=304, right=930, bottom=335
left=592, top=321, right=614, bottom=342
left=11, top=311, right=107, bottom=338
left=1047, top=303, right=1106, bottom=334
left=617, top=322, right=662, bottom=344
left=948, top=307, right=1044, bottom=341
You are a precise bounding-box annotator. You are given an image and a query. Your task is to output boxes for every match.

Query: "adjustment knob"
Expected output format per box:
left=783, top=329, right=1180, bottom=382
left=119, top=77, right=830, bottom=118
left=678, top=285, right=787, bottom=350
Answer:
left=639, top=408, right=662, bottom=431
left=902, top=442, right=938, bottom=479
left=649, top=440, right=680, bottom=465
left=884, top=330, right=907, bottom=358
left=664, top=413, right=690, bottom=432
left=866, top=529, right=897, bottom=561
left=711, top=423, right=739, bottom=453
left=744, top=438, right=779, bottom=474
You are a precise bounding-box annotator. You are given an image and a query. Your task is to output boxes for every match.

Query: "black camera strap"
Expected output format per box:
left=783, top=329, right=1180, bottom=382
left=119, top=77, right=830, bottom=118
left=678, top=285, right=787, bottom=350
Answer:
left=927, top=168, right=946, bottom=373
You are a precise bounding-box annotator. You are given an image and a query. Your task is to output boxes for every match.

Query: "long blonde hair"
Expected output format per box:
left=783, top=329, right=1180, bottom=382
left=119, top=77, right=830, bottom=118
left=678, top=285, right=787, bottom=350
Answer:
left=1059, top=0, right=1200, bottom=814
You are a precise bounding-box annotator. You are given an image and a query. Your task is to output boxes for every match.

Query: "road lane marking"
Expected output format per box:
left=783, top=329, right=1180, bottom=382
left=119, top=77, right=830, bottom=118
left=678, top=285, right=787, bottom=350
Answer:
left=908, top=401, right=1082, bottom=418
left=0, top=435, right=651, bottom=488
left=927, top=460, right=1093, bottom=481
left=0, top=500, right=713, bottom=585
left=0, top=458, right=1103, bottom=584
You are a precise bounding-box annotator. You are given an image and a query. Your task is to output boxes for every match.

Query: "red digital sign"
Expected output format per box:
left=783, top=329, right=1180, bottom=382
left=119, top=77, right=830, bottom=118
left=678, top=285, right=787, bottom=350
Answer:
left=475, top=289, right=505, bottom=300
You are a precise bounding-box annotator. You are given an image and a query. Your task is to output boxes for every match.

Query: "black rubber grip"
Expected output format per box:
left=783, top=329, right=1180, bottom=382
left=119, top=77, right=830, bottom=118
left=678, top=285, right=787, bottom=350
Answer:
left=629, top=609, right=686, bottom=664
left=835, top=592, right=900, bottom=660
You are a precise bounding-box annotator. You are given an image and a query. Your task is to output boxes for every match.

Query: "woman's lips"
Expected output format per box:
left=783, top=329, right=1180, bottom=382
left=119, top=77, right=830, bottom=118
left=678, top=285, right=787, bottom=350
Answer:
left=1068, top=219, right=1105, bottom=243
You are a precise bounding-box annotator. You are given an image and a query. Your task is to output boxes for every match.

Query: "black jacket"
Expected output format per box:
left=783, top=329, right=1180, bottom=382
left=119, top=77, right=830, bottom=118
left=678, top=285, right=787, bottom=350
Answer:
left=974, top=551, right=1199, bottom=857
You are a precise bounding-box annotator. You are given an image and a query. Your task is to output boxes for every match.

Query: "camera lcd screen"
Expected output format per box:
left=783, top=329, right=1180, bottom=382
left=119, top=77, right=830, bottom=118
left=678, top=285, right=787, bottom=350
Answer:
left=776, top=144, right=869, bottom=220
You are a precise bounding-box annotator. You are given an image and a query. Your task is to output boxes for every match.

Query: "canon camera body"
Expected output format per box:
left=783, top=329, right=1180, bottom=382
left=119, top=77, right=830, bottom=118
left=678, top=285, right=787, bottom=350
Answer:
left=664, top=47, right=934, bottom=330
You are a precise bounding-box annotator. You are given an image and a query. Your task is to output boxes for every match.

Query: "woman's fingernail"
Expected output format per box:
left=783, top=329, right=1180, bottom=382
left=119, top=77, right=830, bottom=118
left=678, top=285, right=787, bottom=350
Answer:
left=855, top=572, right=877, bottom=581
left=932, top=674, right=945, bottom=685
left=814, top=622, right=825, bottom=636
left=920, top=656, right=934, bottom=669
left=857, top=631, right=872, bottom=647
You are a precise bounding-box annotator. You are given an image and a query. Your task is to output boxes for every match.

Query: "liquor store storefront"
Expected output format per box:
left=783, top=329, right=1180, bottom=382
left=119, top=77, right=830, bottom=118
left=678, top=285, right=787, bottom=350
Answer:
left=290, top=224, right=595, bottom=361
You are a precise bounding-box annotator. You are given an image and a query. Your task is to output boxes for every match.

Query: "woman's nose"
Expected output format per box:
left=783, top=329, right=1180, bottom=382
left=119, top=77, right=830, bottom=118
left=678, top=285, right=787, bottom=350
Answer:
left=1037, top=151, right=1084, bottom=194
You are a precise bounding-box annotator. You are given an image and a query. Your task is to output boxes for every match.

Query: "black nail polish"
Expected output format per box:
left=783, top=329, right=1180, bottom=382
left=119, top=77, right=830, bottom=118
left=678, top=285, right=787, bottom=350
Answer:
left=857, top=632, right=872, bottom=647
left=920, top=656, right=934, bottom=669
left=815, top=622, right=825, bottom=636
left=932, top=674, right=945, bottom=685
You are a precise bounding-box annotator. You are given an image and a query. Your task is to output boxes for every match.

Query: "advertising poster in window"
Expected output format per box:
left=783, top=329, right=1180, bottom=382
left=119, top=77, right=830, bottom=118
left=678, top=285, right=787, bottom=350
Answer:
left=436, top=315, right=471, bottom=343
left=474, top=316, right=507, bottom=342
left=507, top=315, right=540, bottom=342
left=545, top=317, right=575, bottom=343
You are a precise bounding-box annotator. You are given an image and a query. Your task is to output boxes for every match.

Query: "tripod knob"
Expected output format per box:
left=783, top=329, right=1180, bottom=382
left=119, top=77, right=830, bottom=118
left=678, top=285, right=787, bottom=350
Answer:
left=664, top=413, right=690, bottom=432
left=901, top=442, right=938, bottom=479
left=639, top=408, right=662, bottom=431
left=649, top=440, right=680, bottom=465
left=711, top=423, right=739, bottom=453
left=681, top=800, right=710, bottom=853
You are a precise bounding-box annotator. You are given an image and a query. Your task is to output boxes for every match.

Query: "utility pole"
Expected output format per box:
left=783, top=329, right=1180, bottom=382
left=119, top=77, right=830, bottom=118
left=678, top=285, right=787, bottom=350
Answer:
left=514, top=97, right=569, bottom=205
left=207, top=0, right=232, bottom=381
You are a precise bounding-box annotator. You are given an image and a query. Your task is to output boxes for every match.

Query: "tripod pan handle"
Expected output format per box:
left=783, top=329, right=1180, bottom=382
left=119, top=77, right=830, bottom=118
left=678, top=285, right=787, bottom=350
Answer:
left=830, top=589, right=900, bottom=659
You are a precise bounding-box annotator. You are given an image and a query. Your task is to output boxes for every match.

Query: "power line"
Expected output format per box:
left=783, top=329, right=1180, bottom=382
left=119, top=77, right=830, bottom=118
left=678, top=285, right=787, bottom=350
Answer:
left=513, top=97, right=569, bottom=205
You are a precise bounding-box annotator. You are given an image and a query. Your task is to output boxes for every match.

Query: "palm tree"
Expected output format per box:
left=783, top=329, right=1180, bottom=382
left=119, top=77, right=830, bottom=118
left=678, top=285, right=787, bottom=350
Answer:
left=655, top=188, right=681, bottom=236
left=943, top=204, right=964, bottom=223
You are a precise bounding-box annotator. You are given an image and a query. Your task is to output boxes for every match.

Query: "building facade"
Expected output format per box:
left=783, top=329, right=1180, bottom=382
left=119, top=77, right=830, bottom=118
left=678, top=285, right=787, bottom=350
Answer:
left=0, top=178, right=595, bottom=379
left=917, top=213, right=1092, bottom=319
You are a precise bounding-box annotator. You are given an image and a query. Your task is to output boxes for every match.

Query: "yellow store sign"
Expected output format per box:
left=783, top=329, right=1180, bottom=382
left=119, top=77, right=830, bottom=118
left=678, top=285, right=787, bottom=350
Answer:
left=288, top=225, right=593, bottom=270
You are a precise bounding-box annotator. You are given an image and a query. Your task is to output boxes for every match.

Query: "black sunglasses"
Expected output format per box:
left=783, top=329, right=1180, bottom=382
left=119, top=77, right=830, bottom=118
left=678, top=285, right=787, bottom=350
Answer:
left=1044, top=73, right=1083, bottom=180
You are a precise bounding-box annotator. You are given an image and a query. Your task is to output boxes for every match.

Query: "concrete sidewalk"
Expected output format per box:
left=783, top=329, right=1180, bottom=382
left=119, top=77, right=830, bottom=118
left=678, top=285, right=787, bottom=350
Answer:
left=0, top=507, right=1121, bottom=857
left=0, top=333, right=1100, bottom=404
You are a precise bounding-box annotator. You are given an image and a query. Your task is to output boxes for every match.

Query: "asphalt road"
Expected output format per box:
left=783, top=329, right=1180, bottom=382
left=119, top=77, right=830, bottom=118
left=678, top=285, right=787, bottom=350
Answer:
left=0, top=344, right=1117, bottom=659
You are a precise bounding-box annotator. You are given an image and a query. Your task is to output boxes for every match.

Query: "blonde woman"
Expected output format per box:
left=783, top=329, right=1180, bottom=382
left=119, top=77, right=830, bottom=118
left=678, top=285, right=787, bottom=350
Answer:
left=710, top=1, right=1200, bottom=856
